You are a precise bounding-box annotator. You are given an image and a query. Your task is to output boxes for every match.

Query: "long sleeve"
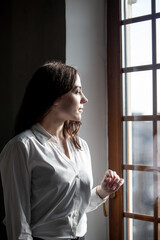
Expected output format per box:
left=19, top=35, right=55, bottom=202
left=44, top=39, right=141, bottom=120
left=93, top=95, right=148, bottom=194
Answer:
left=79, top=140, right=109, bottom=213
left=86, top=187, right=109, bottom=213
left=0, top=139, right=32, bottom=240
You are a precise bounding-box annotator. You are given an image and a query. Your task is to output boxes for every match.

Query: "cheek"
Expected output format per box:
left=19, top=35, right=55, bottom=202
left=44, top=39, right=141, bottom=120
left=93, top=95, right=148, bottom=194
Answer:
left=60, top=98, right=78, bottom=112
left=67, top=95, right=79, bottom=106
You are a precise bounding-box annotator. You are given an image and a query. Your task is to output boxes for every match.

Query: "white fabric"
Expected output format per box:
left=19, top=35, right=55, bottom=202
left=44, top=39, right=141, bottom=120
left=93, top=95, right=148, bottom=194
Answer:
left=0, top=123, right=108, bottom=240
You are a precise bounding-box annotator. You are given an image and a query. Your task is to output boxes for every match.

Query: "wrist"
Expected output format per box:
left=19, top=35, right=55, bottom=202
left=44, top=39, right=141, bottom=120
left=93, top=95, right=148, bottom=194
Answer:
left=96, top=185, right=109, bottom=199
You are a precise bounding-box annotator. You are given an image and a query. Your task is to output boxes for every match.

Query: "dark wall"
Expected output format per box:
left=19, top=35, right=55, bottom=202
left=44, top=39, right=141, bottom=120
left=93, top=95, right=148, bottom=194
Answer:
left=0, top=0, right=66, bottom=238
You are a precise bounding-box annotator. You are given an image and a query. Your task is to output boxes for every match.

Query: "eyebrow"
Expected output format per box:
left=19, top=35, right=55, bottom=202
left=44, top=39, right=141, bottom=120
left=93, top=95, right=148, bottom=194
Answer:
left=72, top=86, right=82, bottom=90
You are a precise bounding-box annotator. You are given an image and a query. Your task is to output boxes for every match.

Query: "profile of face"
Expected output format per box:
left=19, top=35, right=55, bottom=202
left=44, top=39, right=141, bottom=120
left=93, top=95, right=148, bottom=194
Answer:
left=54, top=74, right=88, bottom=122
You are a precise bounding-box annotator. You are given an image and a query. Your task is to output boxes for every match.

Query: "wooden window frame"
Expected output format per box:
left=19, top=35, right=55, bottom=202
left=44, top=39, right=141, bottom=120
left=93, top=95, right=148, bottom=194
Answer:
left=107, top=0, right=160, bottom=239
left=107, top=1, right=123, bottom=239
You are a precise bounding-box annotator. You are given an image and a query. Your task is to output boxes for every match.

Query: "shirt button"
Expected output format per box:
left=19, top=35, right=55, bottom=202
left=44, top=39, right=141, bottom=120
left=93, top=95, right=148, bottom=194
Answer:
left=72, top=231, right=76, bottom=237
left=75, top=192, right=79, bottom=198
left=75, top=211, right=78, bottom=216
left=73, top=211, right=78, bottom=217
left=76, top=174, right=80, bottom=179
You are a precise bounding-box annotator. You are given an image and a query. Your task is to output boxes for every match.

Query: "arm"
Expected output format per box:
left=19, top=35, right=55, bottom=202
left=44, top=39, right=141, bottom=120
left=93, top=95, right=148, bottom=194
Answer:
left=86, top=169, right=124, bottom=213
left=80, top=139, right=124, bottom=213
left=0, top=140, right=32, bottom=240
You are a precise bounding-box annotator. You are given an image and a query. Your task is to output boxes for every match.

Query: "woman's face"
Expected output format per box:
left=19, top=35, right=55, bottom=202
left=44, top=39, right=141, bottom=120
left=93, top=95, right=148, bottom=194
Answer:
left=55, top=74, right=88, bottom=121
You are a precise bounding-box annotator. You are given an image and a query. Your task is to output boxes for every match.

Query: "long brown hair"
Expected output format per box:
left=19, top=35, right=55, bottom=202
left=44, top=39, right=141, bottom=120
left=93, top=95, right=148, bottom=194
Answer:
left=14, top=61, right=82, bottom=150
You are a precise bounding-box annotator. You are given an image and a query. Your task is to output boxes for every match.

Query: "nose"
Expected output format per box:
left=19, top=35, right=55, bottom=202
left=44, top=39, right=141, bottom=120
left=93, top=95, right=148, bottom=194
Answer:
left=81, top=93, right=88, bottom=104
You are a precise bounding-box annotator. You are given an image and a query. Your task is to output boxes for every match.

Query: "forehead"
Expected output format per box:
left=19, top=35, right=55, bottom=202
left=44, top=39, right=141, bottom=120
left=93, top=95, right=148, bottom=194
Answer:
left=74, top=74, right=82, bottom=87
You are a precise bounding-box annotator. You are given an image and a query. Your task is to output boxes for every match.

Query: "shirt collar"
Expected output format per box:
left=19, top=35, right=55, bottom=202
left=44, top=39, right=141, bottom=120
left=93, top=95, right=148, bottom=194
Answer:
left=31, top=123, right=53, bottom=144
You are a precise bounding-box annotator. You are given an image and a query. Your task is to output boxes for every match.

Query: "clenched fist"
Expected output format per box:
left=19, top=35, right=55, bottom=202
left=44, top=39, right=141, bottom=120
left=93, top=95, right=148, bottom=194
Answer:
left=96, top=169, right=124, bottom=199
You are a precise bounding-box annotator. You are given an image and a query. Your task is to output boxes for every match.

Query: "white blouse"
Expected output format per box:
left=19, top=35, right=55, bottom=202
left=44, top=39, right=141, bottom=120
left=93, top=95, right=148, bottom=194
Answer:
left=0, top=123, right=107, bottom=240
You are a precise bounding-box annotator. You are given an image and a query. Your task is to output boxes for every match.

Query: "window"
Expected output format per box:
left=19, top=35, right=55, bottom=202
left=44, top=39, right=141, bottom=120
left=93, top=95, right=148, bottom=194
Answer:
left=107, top=0, right=160, bottom=239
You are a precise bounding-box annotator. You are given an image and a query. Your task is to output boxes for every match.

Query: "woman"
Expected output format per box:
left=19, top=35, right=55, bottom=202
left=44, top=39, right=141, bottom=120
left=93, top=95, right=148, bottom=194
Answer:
left=0, top=61, right=124, bottom=240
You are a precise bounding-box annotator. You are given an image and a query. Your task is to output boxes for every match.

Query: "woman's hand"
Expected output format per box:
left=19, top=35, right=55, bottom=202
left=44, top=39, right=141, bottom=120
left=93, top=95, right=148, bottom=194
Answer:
left=96, top=169, right=124, bottom=199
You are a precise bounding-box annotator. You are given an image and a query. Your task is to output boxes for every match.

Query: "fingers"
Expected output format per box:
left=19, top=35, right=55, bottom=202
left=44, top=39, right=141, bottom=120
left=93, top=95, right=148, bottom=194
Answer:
left=104, top=169, right=124, bottom=190
left=120, top=178, right=124, bottom=185
left=105, top=169, right=119, bottom=179
left=105, top=169, right=114, bottom=178
left=110, top=178, right=124, bottom=191
left=101, top=169, right=124, bottom=196
left=105, top=169, right=119, bottom=182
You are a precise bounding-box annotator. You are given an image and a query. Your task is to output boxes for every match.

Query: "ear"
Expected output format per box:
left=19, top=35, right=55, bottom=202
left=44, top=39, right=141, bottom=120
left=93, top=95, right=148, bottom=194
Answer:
left=53, top=97, right=62, bottom=106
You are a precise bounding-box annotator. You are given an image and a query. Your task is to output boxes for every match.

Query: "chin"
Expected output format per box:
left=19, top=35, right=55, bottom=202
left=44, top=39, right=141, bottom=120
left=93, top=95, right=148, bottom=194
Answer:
left=71, top=115, right=82, bottom=122
left=76, top=115, right=82, bottom=121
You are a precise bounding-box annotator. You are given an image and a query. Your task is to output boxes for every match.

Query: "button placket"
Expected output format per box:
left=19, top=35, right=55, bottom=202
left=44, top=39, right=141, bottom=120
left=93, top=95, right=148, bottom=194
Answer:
left=71, top=173, right=81, bottom=236
left=48, top=140, right=78, bottom=174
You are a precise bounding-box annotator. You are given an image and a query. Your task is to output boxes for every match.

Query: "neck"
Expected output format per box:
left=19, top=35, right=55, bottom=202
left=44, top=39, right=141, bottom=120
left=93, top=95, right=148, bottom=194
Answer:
left=39, top=117, right=65, bottom=140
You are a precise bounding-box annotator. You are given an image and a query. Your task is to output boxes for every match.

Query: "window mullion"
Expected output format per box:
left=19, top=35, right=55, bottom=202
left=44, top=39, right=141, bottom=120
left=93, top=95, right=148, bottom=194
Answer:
left=152, top=1, right=159, bottom=239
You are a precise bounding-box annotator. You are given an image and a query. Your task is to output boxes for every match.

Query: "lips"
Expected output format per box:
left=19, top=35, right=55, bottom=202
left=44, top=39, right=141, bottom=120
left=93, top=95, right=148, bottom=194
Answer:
left=79, top=108, right=83, bottom=113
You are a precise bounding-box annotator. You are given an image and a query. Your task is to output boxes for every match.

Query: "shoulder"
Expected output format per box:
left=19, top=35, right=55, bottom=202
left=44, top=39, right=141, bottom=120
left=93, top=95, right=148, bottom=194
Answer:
left=15, top=129, right=35, bottom=145
left=0, top=131, right=35, bottom=175
left=0, top=129, right=34, bottom=157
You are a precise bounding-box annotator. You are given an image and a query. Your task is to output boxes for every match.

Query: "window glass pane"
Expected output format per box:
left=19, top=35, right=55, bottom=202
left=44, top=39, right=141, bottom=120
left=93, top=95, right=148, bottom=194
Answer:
left=121, top=0, right=125, bottom=20
left=157, top=19, right=160, bottom=64
left=158, top=70, right=160, bottom=114
left=122, top=71, right=152, bottom=115
left=158, top=122, right=160, bottom=167
left=122, top=21, right=152, bottom=68
left=123, top=170, right=154, bottom=215
left=124, top=218, right=154, bottom=240
left=121, top=0, right=151, bottom=20
left=156, top=0, right=160, bottom=13
left=159, top=173, right=160, bottom=217
left=123, top=121, right=153, bottom=165
left=121, top=26, right=125, bottom=68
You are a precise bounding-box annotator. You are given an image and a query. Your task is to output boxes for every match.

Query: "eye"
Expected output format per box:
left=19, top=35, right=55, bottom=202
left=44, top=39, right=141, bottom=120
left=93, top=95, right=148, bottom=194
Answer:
left=75, top=89, right=82, bottom=94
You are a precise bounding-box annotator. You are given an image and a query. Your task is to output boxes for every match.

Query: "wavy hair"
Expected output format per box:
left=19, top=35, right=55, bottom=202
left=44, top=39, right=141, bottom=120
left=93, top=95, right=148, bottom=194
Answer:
left=14, top=61, right=82, bottom=150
